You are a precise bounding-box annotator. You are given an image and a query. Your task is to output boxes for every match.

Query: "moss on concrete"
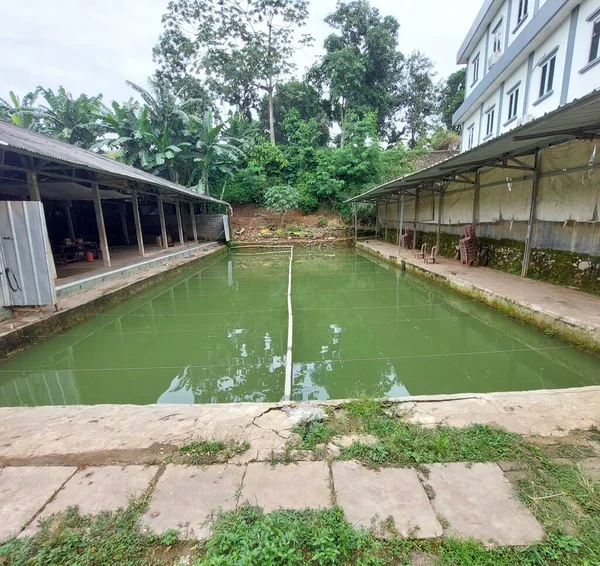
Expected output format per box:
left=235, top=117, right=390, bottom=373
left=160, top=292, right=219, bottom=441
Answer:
left=0, top=247, right=227, bottom=361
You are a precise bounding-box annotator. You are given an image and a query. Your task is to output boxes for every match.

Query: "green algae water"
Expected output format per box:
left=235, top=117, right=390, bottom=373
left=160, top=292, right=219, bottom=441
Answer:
left=0, top=248, right=598, bottom=405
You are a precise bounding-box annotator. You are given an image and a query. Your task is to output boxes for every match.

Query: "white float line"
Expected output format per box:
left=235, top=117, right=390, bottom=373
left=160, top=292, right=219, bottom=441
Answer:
left=283, top=246, right=294, bottom=401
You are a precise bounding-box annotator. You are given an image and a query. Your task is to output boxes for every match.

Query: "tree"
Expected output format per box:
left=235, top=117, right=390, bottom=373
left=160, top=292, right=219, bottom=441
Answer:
left=438, top=68, right=466, bottom=132
left=395, top=51, right=438, bottom=148
left=34, top=87, right=106, bottom=147
left=309, top=0, right=402, bottom=143
left=259, top=80, right=329, bottom=144
left=263, top=185, right=299, bottom=224
left=0, top=90, right=41, bottom=129
left=154, top=0, right=312, bottom=145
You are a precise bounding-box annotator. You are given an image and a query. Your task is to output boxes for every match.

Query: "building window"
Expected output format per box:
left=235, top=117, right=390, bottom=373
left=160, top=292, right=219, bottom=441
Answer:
left=485, top=108, right=495, bottom=138
left=472, top=54, right=480, bottom=84
left=539, top=55, right=556, bottom=98
left=590, top=19, right=600, bottom=63
left=517, top=0, right=528, bottom=23
left=507, top=87, right=519, bottom=120
left=467, top=125, right=475, bottom=149
left=492, top=20, right=503, bottom=54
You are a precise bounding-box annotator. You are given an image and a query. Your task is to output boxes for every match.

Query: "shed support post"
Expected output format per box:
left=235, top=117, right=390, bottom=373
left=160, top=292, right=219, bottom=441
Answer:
left=521, top=151, right=541, bottom=278
left=384, top=198, right=389, bottom=243
left=65, top=203, right=76, bottom=241
left=436, top=189, right=444, bottom=252
left=398, top=191, right=405, bottom=255
left=375, top=199, right=379, bottom=238
left=158, top=195, right=168, bottom=250
left=413, top=189, right=419, bottom=250
left=27, top=170, right=56, bottom=279
left=131, top=189, right=145, bottom=258
left=176, top=200, right=185, bottom=245
left=353, top=204, right=358, bottom=241
left=472, top=171, right=480, bottom=228
left=189, top=202, right=198, bottom=242
left=92, top=181, right=111, bottom=267
left=26, top=171, right=41, bottom=201
left=120, top=205, right=130, bottom=246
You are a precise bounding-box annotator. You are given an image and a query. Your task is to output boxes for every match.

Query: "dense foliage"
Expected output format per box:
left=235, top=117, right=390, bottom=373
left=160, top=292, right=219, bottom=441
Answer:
left=0, top=0, right=466, bottom=215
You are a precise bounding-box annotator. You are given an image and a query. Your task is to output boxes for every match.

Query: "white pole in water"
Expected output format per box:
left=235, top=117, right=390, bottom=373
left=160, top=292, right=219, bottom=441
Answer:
left=283, top=246, right=294, bottom=401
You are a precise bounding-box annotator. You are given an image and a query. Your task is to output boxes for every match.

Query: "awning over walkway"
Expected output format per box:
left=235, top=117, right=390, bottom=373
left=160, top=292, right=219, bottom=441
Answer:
left=347, top=89, right=600, bottom=202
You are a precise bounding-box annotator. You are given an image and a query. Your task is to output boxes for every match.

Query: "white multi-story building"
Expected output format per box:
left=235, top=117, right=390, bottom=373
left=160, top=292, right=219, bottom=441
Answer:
left=453, top=0, right=600, bottom=151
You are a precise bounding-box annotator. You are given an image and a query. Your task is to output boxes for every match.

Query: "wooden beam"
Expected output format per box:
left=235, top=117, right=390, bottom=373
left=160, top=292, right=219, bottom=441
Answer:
left=131, top=189, right=145, bottom=258
left=472, top=170, right=480, bottom=227
left=158, top=195, right=168, bottom=250
left=65, top=205, right=75, bottom=240
left=120, top=205, right=130, bottom=246
left=189, top=202, right=198, bottom=242
left=353, top=204, right=358, bottom=241
left=521, top=150, right=541, bottom=278
left=26, top=170, right=41, bottom=201
left=384, top=198, right=389, bottom=242
left=436, top=189, right=444, bottom=251
left=397, top=191, right=405, bottom=255
left=374, top=198, right=379, bottom=238
left=176, top=200, right=185, bottom=245
left=413, top=189, right=419, bottom=250
left=91, top=181, right=111, bottom=267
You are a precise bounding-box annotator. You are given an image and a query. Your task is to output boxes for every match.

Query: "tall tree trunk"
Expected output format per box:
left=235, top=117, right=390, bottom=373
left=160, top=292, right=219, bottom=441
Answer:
left=340, top=100, right=346, bottom=148
left=268, top=78, right=276, bottom=146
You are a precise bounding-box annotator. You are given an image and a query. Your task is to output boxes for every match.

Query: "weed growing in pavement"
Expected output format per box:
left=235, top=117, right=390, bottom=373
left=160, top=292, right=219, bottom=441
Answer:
left=171, top=439, right=250, bottom=466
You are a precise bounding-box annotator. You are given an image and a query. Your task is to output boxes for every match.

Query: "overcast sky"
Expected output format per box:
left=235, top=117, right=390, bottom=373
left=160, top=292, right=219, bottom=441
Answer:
left=0, top=0, right=482, bottom=105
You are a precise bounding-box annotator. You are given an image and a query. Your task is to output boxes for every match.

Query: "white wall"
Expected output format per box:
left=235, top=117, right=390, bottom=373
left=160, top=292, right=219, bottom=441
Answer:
left=465, top=33, right=488, bottom=98
left=526, top=17, right=570, bottom=117
left=461, top=107, right=482, bottom=151
left=567, top=0, right=600, bottom=102
left=499, top=59, right=529, bottom=134
left=508, top=0, right=533, bottom=46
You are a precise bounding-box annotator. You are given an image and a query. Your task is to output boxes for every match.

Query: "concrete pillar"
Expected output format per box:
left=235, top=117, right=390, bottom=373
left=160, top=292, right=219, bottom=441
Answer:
left=353, top=204, right=358, bottom=241
left=176, top=200, right=185, bottom=245
left=521, top=151, right=541, bottom=278
left=375, top=198, right=379, bottom=238
left=91, top=181, right=111, bottom=267
left=131, top=189, right=145, bottom=258
left=120, top=205, right=130, bottom=246
left=158, top=195, right=168, bottom=250
left=189, top=202, right=198, bottom=242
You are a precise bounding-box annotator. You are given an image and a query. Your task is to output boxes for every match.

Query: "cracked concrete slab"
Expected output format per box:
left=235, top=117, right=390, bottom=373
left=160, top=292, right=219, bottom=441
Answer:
left=0, top=466, right=76, bottom=541
left=22, top=465, right=158, bottom=536
left=332, top=461, right=442, bottom=538
left=142, top=464, right=245, bottom=540
left=424, top=463, right=544, bottom=546
left=241, top=461, right=330, bottom=512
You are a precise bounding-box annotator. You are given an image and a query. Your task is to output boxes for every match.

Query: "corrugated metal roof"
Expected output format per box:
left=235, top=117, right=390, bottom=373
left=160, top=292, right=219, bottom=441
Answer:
left=0, top=121, right=228, bottom=205
left=347, top=89, right=600, bottom=203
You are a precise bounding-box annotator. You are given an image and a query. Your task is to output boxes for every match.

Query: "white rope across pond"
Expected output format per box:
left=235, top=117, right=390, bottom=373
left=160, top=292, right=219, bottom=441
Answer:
left=284, top=246, right=294, bottom=401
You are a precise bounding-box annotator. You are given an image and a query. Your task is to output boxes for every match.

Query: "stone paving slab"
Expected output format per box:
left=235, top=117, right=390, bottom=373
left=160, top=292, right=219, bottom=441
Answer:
left=22, top=465, right=158, bottom=536
left=142, top=464, right=244, bottom=539
left=242, top=461, right=331, bottom=512
left=423, top=463, right=544, bottom=546
left=332, top=461, right=442, bottom=539
left=0, top=466, right=76, bottom=541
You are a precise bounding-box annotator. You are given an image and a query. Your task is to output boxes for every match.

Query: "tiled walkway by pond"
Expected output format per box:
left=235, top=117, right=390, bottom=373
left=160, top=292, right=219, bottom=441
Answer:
left=1, top=461, right=548, bottom=546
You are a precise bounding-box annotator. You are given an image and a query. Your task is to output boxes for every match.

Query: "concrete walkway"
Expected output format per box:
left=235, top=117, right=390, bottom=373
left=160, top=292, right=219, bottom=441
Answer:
left=357, top=240, right=600, bottom=349
left=0, top=389, right=599, bottom=467
left=1, top=460, right=545, bottom=546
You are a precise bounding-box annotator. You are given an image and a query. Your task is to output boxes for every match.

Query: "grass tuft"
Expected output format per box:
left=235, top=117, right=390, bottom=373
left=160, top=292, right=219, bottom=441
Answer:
left=172, top=439, right=250, bottom=466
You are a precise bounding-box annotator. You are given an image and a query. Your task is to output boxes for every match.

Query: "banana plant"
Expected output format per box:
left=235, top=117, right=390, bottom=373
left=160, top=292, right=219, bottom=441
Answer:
left=0, top=90, right=41, bottom=129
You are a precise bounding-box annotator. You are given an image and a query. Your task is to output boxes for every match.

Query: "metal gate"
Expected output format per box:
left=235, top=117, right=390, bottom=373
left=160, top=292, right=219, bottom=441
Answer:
left=0, top=201, right=56, bottom=307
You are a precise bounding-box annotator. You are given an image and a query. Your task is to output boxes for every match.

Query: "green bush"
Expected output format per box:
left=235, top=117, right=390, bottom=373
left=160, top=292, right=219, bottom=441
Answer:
left=223, top=166, right=266, bottom=204
left=316, top=217, right=328, bottom=227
